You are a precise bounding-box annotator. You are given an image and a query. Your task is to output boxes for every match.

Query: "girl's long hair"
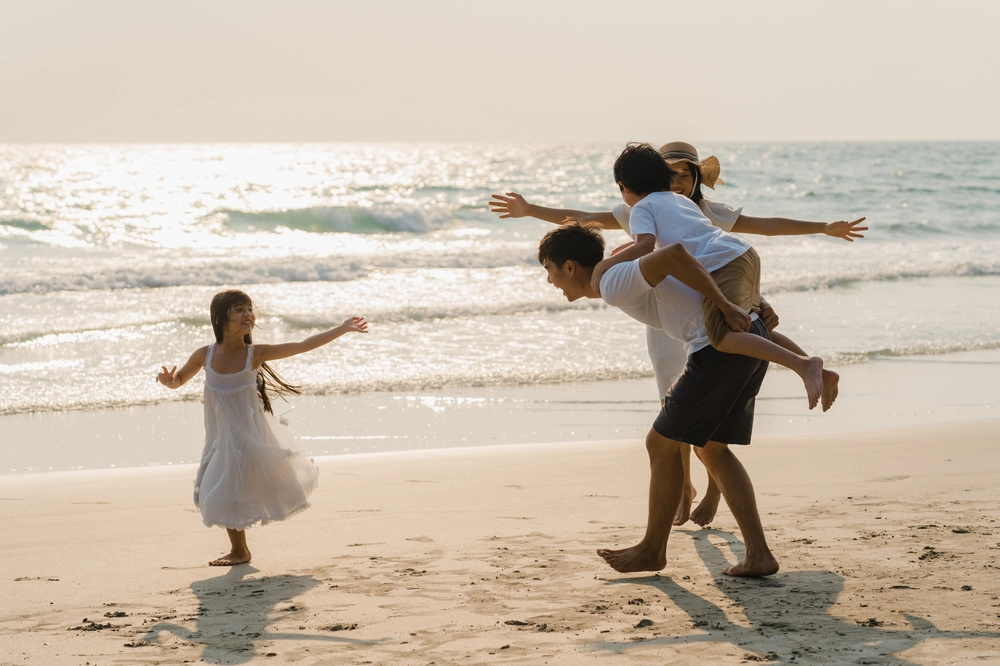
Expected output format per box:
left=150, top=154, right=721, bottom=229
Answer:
left=209, top=290, right=301, bottom=414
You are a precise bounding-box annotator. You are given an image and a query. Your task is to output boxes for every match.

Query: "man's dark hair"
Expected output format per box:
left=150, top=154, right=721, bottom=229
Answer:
left=537, top=221, right=605, bottom=268
left=613, top=142, right=675, bottom=196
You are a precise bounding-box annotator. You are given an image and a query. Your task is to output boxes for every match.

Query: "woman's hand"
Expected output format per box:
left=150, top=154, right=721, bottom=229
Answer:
left=488, top=192, right=531, bottom=219
left=824, top=217, right=867, bottom=241
left=341, top=316, right=369, bottom=334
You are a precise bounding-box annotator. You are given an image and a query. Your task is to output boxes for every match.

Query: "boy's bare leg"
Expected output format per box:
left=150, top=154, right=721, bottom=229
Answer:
left=674, top=443, right=698, bottom=526
left=597, top=430, right=686, bottom=573
left=695, top=442, right=778, bottom=577
left=210, top=529, right=252, bottom=566
left=767, top=329, right=839, bottom=411
left=690, top=472, right=722, bottom=527
left=715, top=331, right=824, bottom=410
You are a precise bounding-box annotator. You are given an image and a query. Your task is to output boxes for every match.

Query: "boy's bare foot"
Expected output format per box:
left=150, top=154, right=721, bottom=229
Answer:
left=690, top=491, right=721, bottom=527
left=596, top=544, right=666, bottom=573
left=673, top=484, right=698, bottom=526
left=821, top=369, right=839, bottom=412
left=722, top=554, right=779, bottom=578
left=798, top=356, right=824, bottom=410
left=209, top=549, right=252, bottom=566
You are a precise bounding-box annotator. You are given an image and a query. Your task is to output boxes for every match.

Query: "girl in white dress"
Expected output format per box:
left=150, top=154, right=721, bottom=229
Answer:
left=157, top=289, right=368, bottom=566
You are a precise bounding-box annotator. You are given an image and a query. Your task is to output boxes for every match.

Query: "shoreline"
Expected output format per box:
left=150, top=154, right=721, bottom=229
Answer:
left=3, top=347, right=1000, bottom=476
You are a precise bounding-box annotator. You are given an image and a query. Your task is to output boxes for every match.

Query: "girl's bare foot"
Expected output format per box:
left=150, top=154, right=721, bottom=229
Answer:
left=209, top=549, right=251, bottom=566
left=722, top=554, right=779, bottom=578
left=797, top=356, right=824, bottom=410
left=821, top=369, right=839, bottom=412
left=673, top=484, right=698, bottom=526
left=690, top=491, right=721, bottom=527
left=596, top=544, right=666, bottom=573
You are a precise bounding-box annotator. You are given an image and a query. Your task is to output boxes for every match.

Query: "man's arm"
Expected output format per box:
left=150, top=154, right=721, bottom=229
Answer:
left=489, top=192, right=621, bottom=229
left=731, top=215, right=867, bottom=241
left=638, top=244, right=751, bottom=332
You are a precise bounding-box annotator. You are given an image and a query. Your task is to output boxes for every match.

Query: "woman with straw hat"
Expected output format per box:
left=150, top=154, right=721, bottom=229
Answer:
left=489, top=142, right=866, bottom=526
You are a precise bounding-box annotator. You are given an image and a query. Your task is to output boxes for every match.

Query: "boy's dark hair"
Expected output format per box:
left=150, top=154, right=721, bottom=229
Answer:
left=537, top=221, right=605, bottom=268
left=613, top=142, right=675, bottom=197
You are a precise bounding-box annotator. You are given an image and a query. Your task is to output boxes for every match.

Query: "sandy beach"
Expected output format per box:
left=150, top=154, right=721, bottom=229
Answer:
left=3, top=411, right=999, bottom=664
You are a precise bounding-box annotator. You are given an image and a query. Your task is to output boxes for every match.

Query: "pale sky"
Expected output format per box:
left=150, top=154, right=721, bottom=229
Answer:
left=2, top=0, right=998, bottom=142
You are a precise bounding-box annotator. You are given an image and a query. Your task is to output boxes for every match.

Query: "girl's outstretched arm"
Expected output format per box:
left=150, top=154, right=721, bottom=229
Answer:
left=489, top=192, right=621, bottom=229
left=731, top=215, right=867, bottom=241
left=256, top=317, right=368, bottom=364
left=156, top=347, right=208, bottom=389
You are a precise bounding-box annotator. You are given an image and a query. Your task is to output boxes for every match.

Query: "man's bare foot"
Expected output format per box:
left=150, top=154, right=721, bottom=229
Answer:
left=821, top=369, right=839, bottom=412
left=690, top=491, right=721, bottom=527
left=797, top=356, right=824, bottom=410
left=673, top=484, right=698, bottom=526
left=596, top=544, right=666, bottom=573
left=722, top=554, right=779, bottom=578
left=209, top=549, right=252, bottom=566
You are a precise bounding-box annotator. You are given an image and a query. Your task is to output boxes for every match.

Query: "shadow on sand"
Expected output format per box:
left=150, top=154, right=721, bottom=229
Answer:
left=141, top=565, right=384, bottom=664
left=590, top=529, right=999, bottom=664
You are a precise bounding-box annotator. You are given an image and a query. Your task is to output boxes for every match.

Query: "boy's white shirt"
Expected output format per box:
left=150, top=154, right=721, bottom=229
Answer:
left=612, top=197, right=742, bottom=236
left=621, top=192, right=751, bottom=273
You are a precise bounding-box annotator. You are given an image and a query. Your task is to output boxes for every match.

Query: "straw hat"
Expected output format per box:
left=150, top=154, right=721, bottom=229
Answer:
left=658, top=141, right=724, bottom=189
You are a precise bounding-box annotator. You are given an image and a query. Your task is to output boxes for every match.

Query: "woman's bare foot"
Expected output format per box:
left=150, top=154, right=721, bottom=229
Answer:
left=690, top=491, right=721, bottom=527
left=796, top=356, right=824, bottom=410
left=673, top=484, right=698, bottom=526
left=722, top=554, right=779, bottom=578
left=821, top=369, right=839, bottom=412
left=596, top=544, right=666, bottom=573
left=209, top=549, right=251, bottom=566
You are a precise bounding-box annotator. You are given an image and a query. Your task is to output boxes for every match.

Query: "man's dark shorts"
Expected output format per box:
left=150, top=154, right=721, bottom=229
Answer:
left=653, top=318, right=770, bottom=447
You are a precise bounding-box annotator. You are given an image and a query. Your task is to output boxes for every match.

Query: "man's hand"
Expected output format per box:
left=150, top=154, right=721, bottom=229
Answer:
left=721, top=302, right=752, bottom=333
left=489, top=192, right=530, bottom=219
left=610, top=240, right=635, bottom=256
left=760, top=302, right=779, bottom=331
left=824, top=217, right=867, bottom=241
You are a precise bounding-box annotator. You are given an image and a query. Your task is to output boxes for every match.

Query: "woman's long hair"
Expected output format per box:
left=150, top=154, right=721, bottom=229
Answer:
left=682, top=162, right=705, bottom=204
left=209, top=290, right=301, bottom=414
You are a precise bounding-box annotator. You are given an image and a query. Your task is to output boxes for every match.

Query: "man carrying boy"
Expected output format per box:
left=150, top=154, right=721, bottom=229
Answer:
left=537, top=222, right=778, bottom=576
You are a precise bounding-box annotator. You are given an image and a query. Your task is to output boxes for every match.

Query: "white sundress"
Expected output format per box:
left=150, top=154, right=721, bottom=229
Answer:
left=193, top=343, right=319, bottom=530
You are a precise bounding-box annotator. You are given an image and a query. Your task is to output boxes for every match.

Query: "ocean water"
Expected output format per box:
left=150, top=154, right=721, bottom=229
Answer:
left=1, top=142, right=1000, bottom=419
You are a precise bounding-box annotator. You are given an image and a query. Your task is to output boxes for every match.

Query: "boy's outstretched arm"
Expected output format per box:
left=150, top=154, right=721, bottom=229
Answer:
left=257, top=317, right=368, bottom=364
left=591, top=234, right=655, bottom=293
left=638, top=244, right=751, bottom=332
left=731, top=215, right=867, bottom=241
left=489, top=192, right=621, bottom=229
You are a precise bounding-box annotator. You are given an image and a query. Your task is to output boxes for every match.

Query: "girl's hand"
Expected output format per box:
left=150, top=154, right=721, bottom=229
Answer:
left=341, top=316, right=369, bottom=333
left=722, top=302, right=752, bottom=333
left=488, top=192, right=530, bottom=219
left=156, top=365, right=178, bottom=387
left=824, top=217, right=867, bottom=241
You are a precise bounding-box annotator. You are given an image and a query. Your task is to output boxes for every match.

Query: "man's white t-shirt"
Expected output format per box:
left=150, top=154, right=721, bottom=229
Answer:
left=599, top=259, right=712, bottom=356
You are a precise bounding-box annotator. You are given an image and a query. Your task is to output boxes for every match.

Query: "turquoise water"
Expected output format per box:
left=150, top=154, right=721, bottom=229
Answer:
left=1, top=142, right=999, bottom=416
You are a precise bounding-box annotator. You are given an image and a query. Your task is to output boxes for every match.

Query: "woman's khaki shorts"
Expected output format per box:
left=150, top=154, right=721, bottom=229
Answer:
left=703, top=246, right=761, bottom=348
